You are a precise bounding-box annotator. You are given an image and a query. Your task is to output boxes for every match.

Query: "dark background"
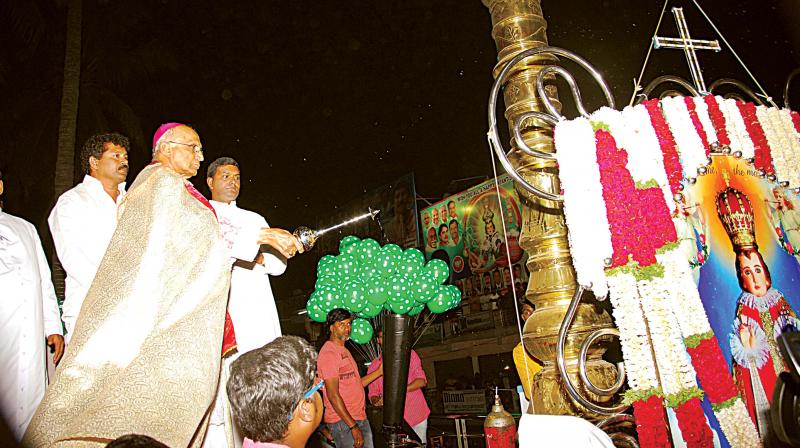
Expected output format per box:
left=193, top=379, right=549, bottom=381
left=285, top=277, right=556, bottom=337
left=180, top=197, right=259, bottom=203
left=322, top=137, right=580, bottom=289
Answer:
left=1, top=0, right=798, bottom=297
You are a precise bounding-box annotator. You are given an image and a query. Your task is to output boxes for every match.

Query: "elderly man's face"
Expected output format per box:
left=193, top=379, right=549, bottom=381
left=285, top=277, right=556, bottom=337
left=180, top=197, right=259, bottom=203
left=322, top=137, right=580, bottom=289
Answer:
left=163, top=126, right=203, bottom=178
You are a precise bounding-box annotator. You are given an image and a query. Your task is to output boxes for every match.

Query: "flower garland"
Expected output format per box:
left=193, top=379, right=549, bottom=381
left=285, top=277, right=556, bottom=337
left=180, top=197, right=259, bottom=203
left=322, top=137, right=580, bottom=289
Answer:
left=702, top=95, right=731, bottom=146
left=674, top=397, right=715, bottom=448
left=756, top=106, right=800, bottom=186
left=621, top=104, right=676, bottom=213
left=720, top=97, right=756, bottom=159
left=633, top=395, right=672, bottom=448
left=553, top=117, right=613, bottom=298
left=551, top=96, right=782, bottom=447
left=661, top=96, right=709, bottom=180
left=736, top=101, right=774, bottom=175
left=684, top=97, right=711, bottom=156
left=643, top=99, right=684, bottom=195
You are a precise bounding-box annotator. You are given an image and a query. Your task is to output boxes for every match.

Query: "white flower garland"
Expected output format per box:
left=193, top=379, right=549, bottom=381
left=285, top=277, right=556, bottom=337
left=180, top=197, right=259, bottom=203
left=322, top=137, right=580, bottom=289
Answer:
left=607, top=272, right=659, bottom=391
left=637, top=273, right=698, bottom=395
left=657, top=249, right=712, bottom=337
left=715, top=399, right=762, bottom=448
left=621, top=104, right=676, bottom=213
left=719, top=97, right=755, bottom=159
left=553, top=117, right=612, bottom=298
left=690, top=96, right=719, bottom=147
left=756, top=106, right=789, bottom=183
left=777, top=109, right=800, bottom=186
left=661, top=96, right=708, bottom=179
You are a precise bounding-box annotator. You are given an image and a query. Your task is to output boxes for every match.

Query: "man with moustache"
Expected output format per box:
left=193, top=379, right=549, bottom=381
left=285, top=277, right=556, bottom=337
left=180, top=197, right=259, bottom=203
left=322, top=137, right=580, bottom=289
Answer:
left=24, top=123, right=303, bottom=448
left=48, top=132, right=129, bottom=344
left=205, top=156, right=295, bottom=447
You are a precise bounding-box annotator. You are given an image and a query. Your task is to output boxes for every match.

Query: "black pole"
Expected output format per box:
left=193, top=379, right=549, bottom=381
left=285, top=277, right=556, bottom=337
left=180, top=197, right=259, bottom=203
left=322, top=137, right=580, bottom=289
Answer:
left=381, top=312, right=414, bottom=446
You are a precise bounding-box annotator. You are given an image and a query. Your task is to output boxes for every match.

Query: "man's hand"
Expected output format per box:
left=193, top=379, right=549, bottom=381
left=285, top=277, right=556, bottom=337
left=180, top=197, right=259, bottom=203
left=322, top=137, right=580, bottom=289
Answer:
left=257, top=228, right=304, bottom=259
left=47, top=334, right=65, bottom=364
left=351, top=425, right=364, bottom=448
left=370, top=395, right=384, bottom=407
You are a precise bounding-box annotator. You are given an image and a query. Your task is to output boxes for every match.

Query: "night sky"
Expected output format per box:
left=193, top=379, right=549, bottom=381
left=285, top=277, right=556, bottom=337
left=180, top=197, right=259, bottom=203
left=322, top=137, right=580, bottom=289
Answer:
left=1, top=0, right=798, bottom=297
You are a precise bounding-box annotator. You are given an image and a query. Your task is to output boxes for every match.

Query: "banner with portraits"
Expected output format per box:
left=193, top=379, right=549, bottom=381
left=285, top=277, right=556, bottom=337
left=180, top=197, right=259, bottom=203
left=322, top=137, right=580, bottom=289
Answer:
left=420, top=174, right=528, bottom=312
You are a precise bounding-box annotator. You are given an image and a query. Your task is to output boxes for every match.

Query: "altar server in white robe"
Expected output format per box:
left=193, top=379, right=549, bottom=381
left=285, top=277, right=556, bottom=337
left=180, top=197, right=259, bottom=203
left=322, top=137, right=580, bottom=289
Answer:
left=48, top=133, right=129, bottom=343
left=0, top=170, right=64, bottom=441
left=204, top=157, right=293, bottom=447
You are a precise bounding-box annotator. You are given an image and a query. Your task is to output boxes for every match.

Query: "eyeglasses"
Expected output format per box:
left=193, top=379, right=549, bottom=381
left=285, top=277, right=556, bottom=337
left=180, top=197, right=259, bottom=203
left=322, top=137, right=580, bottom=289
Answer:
left=165, top=140, right=203, bottom=154
left=287, top=379, right=324, bottom=421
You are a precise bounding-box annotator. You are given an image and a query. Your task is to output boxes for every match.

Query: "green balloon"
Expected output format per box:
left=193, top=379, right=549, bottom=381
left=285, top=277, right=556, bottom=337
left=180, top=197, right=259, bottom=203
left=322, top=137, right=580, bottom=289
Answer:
left=358, top=301, right=383, bottom=318
left=427, top=286, right=451, bottom=314
left=426, top=259, right=450, bottom=284
left=404, top=248, right=426, bottom=267
left=366, top=284, right=389, bottom=305
left=373, top=251, right=397, bottom=279
left=410, top=272, right=437, bottom=303
left=317, top=285, right=342, bottom=311
left=382, top=243, right=403, bottom=256
left=443, top=284, right=462, bottom=310
left=317, top=261, right=338, bottom=282
left=339, top=235, right=361, bottom=254
left=408, top=303, right=425, bottom=316
left=359, top=263, right=380, bottom=283
left=384, top=274, right=409, bottom=301
left=306, top=300, right=327, bottom=323
left=395, top=254, right=417, bottom=278
left=386, top=296, right=414, bottom=314
left=318, top=255, right=337, bottom=270
left=336, top=253, right=359, bottom=278
left=350, top=318, right=374, bottom=344
left=357, top=239, right=382, bottom=263
left=342, top=280, right=367, bottom=312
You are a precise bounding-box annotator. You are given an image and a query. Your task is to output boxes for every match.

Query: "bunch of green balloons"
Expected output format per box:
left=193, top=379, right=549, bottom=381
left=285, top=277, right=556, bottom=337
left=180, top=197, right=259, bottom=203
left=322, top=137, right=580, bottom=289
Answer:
left=306, top=236, right=461, bottom=344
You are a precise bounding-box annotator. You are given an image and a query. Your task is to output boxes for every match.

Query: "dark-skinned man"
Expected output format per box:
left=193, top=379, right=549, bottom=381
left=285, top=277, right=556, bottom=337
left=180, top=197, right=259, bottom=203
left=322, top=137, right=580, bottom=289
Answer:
left=25, top=123, right=303, bottom=448
left=48, top=132, right=129, bottom=344
left=317, top=309, right=383, bottom=448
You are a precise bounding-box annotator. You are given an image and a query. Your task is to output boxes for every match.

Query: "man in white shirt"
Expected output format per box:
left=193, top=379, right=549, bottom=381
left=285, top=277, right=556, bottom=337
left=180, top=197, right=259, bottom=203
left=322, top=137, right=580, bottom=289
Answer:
left=204, top=157, right=293, bottom=448
left=0, top=169, right=64, bottom=441
left=48, top=132, right=129, bottom=343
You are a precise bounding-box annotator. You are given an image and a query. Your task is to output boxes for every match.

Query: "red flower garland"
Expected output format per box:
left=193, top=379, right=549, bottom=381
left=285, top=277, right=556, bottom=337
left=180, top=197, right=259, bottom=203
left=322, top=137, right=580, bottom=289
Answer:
left=643, top=99, right=684, bottom=195
left=736, top=101, right=775, bottom=175
left=686, top=337, right=739, bottom=404
left=791, top=110, right=800, bottom=134
left=675, top=398, right=715, bottom=447
left=595, top=128, right=677, bottom=268
left=633, top=396, right=672, bottom=448
left=684, top=97, right=710, bottom=156
left=703, top=96, right=731, bottom=146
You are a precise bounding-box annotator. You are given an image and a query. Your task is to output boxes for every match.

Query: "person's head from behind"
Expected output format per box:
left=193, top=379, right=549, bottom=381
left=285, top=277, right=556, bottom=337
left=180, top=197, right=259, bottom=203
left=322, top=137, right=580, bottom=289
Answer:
left=206, top=157, right=241, bottom=204
left=105, top=434, right=169, bottom=448
left=227, top=336, right=322, bottom=447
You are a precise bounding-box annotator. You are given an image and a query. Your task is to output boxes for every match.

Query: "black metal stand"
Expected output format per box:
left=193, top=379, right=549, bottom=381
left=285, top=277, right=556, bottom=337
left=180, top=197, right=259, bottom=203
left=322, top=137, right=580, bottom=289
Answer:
left=381, top=313, right=423, bottom=447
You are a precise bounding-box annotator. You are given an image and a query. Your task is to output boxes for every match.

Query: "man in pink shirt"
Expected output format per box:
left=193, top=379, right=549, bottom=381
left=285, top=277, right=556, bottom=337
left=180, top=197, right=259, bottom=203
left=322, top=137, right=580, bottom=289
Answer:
left=318, top=309, right=383, bottom=448
left=367, top=330, right=431, bottom=444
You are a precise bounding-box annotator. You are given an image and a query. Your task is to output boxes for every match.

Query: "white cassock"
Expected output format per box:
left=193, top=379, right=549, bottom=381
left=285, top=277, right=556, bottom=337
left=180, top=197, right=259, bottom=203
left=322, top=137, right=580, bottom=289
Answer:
left=0, top=209, right=63, bottom=441
left=48, top=175, right=125, bottom=342
left=205, top=200, right=287, bottom=448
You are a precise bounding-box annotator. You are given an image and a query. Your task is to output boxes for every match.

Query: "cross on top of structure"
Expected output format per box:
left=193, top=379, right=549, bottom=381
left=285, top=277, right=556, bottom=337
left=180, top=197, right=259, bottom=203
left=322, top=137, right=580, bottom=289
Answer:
left=653, top=7, right=721, bottom=94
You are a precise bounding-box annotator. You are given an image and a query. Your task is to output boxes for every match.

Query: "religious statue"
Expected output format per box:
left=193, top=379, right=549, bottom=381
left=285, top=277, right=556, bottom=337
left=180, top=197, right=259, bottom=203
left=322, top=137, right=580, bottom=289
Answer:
left=716, top=187, right=800, bottom=436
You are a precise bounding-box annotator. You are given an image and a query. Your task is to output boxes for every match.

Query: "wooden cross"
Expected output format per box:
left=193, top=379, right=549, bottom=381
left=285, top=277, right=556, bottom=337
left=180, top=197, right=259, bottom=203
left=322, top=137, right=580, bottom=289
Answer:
left=653, top=7, right=721, bottom=94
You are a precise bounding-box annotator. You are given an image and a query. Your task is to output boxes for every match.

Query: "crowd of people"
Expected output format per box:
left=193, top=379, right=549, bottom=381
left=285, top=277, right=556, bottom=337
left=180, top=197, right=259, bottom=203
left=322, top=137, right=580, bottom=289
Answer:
left=2, top=124, right=428, bottom=448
